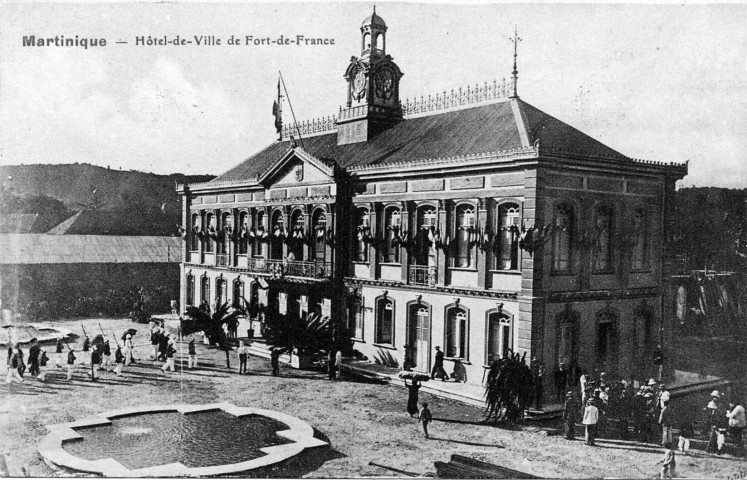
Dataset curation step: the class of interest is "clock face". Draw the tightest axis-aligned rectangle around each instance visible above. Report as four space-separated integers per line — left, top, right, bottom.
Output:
353 71 366 99
375 68 395 99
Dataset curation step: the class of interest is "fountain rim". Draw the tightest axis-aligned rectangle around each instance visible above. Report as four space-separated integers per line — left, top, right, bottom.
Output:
38 402 328 477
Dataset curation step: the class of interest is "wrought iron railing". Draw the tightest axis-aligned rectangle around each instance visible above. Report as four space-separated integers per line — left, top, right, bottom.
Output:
243 258 331 280
409 265 437 287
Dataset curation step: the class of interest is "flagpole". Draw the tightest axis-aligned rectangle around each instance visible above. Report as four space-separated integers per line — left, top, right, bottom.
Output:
278 71 306 150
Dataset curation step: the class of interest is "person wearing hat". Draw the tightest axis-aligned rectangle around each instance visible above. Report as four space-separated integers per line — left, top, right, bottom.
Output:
430 346 448 382
27 338 40 377
563 391 577 440
89 345 101 381
124 334 134 366
705 390 721 453
150 327 161 360
582 399 599 446
161 338 176 373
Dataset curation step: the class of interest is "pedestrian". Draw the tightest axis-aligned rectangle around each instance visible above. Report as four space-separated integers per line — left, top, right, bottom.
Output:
652 344 664 382
419 401 432 439
37 348 49 382
405 377 421 417
335 349 343 379
678 420 695 454
658 442 676 479
430 346 447 381
150 327 160 360
66 348 76 381
114 344 124 376
5 346 24 384
90 345 101 381
124 334 134 366
55 336 64 368
102 339 111 371
237 341 248 374
327 349 337 380
16 345 25 378
188 336 197 369
726 400 745 451
270 348 280 376
705 390 721 453
583 399 599 446
158 330 169 362
161 339 176 373
659 400 673 445
563 391 577 440
28 338 40 377
82 335 91 365
658 383 670 409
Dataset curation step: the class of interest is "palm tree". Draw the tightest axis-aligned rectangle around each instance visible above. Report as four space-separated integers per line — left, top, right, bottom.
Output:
182 303 245 368
484 351 535 424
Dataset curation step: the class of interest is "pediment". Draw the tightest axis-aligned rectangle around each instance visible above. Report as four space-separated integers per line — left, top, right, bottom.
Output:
258 148 335 188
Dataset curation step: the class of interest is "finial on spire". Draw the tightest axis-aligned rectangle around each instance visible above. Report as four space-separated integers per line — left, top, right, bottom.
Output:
373 5 376 14
510 25 522 98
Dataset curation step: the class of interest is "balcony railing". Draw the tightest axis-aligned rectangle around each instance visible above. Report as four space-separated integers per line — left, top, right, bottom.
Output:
216 254 230 267
409 265 437 287
285 260 332 279
243 258 331 280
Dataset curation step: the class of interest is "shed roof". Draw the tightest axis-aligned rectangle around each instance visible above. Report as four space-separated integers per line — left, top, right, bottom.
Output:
0 234 182 265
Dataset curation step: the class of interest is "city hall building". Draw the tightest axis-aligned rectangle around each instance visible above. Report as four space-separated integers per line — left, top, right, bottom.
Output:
178 11 686 403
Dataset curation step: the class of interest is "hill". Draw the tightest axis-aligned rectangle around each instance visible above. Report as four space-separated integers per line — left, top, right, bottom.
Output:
0 163 214 236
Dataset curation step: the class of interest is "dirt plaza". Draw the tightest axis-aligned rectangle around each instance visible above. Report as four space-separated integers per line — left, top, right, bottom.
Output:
1 318 743 478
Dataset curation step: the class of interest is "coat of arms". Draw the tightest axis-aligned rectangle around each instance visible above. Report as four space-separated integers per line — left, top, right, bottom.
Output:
295 164 304 182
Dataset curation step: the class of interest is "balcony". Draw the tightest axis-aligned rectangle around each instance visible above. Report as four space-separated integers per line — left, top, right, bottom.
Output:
285 260 332 279
409 265 437 287
216 254 230 267
243 258 332 280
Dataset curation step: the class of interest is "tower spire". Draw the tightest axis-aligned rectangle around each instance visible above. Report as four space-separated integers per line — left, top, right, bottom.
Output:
510 25 522 98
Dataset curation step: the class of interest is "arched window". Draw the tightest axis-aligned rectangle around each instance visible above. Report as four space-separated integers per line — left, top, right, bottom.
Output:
383 207 401 263
415 206 437 266
289 209 305 261
355 208 369 262
219 212 232 255
455 205 475 268
375 297 394 345
189 213 200 251
362 32 371 51
552 203 574 272
216 278 227 307
593 205 613 272
497 203 520 270
232 279 244 308
445 306 468 359
348 296 364 339
557 307 579 367
238 211 248 255
270 210 284 260
204 213 215 253
253 210 265 257
186 274 195 306
486 312 512 364
596 309 618 370
631 207 648 270
312 210 327 262
406 303 430 369
200 275 210 305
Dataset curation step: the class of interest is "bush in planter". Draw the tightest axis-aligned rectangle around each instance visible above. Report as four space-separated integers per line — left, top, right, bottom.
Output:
262 310 353 361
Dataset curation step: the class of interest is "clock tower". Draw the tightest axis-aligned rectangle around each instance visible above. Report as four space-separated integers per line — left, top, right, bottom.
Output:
337 8 404 146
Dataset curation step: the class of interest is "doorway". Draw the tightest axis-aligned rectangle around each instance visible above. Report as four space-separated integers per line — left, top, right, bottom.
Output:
407 304 430 371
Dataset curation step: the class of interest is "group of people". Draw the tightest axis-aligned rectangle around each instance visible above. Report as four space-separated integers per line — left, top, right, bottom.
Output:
562 371 746 460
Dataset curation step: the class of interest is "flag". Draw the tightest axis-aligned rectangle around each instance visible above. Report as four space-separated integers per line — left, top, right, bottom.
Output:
272 79 283 133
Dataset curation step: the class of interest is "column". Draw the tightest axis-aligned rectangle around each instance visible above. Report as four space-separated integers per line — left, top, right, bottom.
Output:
476 198 488 289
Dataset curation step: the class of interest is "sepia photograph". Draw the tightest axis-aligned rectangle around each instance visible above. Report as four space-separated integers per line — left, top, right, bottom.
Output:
0 1 746 478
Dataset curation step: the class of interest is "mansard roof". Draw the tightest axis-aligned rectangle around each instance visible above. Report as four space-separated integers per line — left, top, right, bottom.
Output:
209 98 630 185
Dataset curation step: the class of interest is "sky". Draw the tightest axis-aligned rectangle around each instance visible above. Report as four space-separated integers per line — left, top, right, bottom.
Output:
1 2 746 188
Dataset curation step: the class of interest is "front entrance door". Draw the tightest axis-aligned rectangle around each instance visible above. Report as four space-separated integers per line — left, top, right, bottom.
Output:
407 304 430 371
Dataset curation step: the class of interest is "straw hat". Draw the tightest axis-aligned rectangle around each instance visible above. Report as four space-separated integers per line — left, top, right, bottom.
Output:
711 390 721 398
648 378 657 386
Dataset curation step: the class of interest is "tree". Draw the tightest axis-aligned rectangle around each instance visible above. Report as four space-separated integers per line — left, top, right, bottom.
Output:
263 310 352 357
484 351 534 424
182 303 245 367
